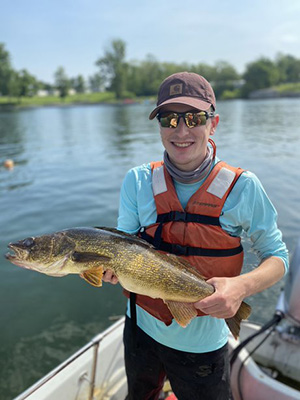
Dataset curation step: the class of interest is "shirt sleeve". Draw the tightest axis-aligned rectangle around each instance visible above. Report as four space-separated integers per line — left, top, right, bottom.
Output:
117 168 141 234
221 171 289 273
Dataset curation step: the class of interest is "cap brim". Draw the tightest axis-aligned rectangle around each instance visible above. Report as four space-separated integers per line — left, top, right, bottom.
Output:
149 97 212 120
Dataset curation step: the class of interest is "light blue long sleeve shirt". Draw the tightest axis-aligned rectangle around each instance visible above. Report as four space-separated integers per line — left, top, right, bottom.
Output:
117 158 289 353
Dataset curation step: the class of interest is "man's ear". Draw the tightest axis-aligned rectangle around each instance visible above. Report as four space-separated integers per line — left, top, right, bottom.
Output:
210 114 219 136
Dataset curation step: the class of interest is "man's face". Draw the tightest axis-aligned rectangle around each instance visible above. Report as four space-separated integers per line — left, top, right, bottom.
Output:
158 104 219 172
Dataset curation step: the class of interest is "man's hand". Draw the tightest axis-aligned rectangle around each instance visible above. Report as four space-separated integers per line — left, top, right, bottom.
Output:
194 277 245 319
194 257 285 319
102 269 119 285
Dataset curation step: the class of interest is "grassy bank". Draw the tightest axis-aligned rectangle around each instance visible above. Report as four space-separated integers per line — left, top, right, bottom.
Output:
0 92 120 108
221 82 300 100
1 83 300 108
276 82 300 94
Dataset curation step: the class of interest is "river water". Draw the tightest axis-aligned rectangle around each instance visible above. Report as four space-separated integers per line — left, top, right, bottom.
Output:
0 99 299 399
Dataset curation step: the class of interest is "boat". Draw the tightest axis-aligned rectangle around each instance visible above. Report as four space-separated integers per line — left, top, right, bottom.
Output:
14 238 300 400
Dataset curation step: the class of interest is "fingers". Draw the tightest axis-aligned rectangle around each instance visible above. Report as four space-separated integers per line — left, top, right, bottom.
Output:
102 269 119 285
194 294 239 319
198 303 235 319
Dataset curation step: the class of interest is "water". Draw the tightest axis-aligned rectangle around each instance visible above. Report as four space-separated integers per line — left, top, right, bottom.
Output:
0 99 299 399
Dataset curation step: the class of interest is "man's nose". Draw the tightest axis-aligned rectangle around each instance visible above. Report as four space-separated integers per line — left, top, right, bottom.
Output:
175 117 189 135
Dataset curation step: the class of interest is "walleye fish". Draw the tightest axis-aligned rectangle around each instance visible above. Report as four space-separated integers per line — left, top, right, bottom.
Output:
5 227 251 338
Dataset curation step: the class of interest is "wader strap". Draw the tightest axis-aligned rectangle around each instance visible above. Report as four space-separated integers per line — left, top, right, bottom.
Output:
130 292 137 349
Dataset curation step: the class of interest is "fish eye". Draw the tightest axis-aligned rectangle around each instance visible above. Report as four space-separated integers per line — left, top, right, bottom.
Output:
23 237 35 248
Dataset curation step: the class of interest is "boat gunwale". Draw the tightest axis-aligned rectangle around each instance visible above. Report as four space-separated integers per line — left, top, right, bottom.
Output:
13 316 125 400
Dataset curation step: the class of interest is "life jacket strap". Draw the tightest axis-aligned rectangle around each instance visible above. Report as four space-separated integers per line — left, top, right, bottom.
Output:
129 292 138 350
156 211 221 226
140 230 243 257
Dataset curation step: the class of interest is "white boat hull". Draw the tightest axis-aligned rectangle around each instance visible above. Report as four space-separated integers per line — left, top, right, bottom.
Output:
14 317 127 400
14 317 300 400
229 322 300 400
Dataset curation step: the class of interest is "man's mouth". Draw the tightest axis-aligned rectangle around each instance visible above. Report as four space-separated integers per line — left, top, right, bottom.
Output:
172 142 193 148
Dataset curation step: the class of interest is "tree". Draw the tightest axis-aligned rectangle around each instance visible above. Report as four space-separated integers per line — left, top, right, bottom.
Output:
275 53 300 83
39 81 55 93
71 75 86 93
214 61 240 83
88 73 104 92
0 43 14 96
127 55 162 96
96 39 127 99
213 61 240 98
242 57 280 97
18 69 39 97
7 70 21 98
193 63 217 82
54 66 70 98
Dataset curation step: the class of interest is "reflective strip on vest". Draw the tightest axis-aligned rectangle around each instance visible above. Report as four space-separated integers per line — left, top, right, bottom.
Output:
152 166 167 196
153 165 237 200
207 167 236 199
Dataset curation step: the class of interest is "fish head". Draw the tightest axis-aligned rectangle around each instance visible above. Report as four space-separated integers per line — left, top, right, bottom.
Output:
6 232 76 276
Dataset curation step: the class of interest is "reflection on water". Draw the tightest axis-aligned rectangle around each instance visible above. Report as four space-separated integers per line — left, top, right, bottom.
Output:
0 99 300 399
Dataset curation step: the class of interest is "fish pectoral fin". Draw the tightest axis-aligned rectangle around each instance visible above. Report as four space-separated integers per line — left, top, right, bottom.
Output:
165 301 198 328
80 267 104 287
72 252 111 263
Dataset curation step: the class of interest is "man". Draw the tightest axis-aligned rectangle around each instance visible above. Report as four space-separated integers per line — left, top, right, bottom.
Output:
103 72 288 399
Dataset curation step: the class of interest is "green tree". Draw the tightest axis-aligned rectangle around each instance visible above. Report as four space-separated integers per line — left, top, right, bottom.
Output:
242 57 281 97
96 39 127 99
214 61 239 83
0 43 14 96
71 74 86 93
7 70 21 98
193 63 217 82
88 73 104 92
275 53 300 83
213 61 240 98
127 55 163 96
39 81 55 93
54 66 70 98
18 69 39 96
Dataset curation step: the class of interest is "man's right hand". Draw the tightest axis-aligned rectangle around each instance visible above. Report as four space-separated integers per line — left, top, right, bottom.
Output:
102 269 119 285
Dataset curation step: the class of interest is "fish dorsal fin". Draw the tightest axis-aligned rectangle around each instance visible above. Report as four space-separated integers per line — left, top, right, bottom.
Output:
80 267 104 287
94 227 155 250
72 252 111 263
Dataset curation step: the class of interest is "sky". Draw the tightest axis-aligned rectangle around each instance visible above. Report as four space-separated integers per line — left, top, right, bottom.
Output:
1 0 300 84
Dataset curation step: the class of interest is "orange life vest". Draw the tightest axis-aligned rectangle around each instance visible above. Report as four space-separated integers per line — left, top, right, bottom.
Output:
124 159 245 325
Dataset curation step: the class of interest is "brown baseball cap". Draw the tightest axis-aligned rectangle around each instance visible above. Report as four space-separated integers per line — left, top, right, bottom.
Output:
149 72 216 120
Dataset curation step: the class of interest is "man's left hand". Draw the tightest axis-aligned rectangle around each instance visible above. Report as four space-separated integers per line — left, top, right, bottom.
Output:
194 277 245 319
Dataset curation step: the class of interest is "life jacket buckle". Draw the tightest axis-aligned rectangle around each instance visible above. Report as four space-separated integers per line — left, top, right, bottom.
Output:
172 244 187 255
172 211 187 222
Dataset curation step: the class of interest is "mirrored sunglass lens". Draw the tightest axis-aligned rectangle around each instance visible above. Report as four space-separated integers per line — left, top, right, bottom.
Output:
184 112 207 127
160 113 178 128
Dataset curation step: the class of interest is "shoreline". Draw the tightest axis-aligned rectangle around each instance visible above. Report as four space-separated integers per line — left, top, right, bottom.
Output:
0 95 155 111
0 90 300 111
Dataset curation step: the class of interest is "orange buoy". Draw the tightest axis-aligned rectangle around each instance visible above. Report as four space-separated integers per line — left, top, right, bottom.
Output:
4 159 14 169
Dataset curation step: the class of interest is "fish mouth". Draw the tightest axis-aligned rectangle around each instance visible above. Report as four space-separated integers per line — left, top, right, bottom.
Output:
5 243 30 268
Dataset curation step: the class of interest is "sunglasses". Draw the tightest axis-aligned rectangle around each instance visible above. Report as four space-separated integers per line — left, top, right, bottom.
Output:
157 111 215 129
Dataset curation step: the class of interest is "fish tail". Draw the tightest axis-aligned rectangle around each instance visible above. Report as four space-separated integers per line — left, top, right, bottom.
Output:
225 301 252 339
